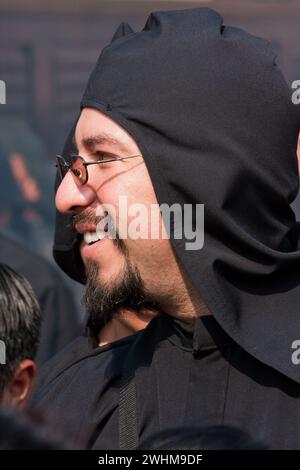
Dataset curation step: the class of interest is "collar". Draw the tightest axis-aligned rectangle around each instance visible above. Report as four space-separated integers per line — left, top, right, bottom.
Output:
157 312 232 355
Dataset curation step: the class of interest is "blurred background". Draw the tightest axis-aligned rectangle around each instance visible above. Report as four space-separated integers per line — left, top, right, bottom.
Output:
0 0 300 308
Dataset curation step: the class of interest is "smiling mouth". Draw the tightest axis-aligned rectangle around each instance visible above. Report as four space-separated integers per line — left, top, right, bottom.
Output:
83 225 108 246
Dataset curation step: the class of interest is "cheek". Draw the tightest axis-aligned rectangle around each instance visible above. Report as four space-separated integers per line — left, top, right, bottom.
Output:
126 237 175 277
126 237 179 297
98 242 127 282
95 166 158 237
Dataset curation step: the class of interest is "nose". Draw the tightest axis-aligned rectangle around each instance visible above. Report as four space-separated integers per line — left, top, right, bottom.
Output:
55 171 96 214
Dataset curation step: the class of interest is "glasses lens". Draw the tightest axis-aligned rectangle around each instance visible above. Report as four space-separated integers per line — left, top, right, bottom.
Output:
56 156 69 181
69 156 87 185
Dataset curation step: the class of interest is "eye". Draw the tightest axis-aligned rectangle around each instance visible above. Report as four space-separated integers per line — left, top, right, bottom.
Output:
93 151 116 160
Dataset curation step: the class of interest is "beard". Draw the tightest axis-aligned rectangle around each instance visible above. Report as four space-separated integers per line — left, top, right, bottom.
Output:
83 241 159 339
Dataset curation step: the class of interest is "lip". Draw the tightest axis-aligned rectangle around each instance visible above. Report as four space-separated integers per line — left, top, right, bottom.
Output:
75 223 98 235
74 213 109 236
80 235 109 259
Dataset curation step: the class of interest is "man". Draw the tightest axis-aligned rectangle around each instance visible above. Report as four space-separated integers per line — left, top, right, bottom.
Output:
33 8 300 449
0 263 41 407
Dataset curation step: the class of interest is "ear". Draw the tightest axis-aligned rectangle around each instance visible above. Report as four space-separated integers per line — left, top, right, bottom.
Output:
2 360 36 408
110 22 134 43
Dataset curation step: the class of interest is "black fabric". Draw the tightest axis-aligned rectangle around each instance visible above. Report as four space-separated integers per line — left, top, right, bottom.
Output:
32 312 300 449
110 22 135 43
0 233 82 364
41 7 300 449
31 331 140 449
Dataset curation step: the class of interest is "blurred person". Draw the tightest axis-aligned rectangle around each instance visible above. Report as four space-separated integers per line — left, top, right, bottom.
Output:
32 9 300 450
0 117 54 259
0 232 83 365
0 409 63 449
0 263 40 408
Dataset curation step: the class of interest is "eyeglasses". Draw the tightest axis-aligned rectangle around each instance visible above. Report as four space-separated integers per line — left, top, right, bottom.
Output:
55 154 142 186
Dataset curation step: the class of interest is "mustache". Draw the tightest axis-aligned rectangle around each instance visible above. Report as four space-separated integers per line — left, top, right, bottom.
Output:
73 209 127 253
72 210 108 229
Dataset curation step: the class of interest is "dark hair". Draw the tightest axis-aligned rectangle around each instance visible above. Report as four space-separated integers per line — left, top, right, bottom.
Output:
139 426 268 450
0 263 41 396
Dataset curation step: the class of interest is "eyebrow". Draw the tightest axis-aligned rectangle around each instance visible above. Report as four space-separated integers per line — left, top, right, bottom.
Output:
73 133 127 153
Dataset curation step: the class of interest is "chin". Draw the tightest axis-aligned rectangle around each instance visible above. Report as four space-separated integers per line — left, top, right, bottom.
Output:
81 237 125 267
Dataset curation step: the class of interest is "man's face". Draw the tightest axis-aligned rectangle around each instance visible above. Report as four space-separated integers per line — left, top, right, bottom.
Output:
55 107 180 331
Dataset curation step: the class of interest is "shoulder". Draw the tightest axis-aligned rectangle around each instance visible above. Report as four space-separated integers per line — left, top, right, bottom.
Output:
0 232 64 290
31 331 141 401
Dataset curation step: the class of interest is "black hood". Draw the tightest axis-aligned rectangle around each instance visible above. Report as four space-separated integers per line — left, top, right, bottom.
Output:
54 8 300 383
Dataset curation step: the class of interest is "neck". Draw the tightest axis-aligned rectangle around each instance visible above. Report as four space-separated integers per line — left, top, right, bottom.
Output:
160 273 211 322
162 296 210 322
98 308 158 346
97 274 210 345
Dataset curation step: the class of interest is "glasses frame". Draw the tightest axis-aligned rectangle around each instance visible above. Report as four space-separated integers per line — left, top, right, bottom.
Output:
56 153 142 185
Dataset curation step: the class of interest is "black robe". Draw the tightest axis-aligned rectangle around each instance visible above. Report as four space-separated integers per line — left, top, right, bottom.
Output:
32 312 300 449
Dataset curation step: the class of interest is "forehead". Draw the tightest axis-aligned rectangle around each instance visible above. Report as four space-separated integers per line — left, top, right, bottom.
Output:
75 107 136 151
